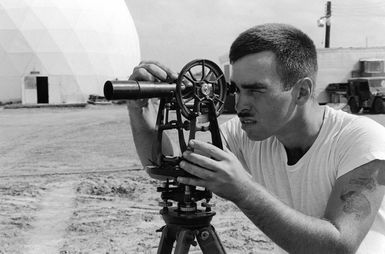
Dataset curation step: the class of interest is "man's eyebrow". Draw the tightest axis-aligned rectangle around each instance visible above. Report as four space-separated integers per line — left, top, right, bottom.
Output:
230 81 266 89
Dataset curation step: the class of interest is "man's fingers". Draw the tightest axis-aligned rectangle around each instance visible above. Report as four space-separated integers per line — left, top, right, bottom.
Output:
138 63 168 81
179 160 215 179
131 61 178 83
177 176 207 188
141 60 178 81
182 151 219 171
188 139 228 161
129 66 157 81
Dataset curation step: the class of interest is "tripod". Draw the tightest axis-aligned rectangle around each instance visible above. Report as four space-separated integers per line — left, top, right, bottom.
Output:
155 180 226 254
105 58 230 253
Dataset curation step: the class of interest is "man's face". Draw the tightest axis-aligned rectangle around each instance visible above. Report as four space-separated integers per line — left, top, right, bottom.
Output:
231 51 297 141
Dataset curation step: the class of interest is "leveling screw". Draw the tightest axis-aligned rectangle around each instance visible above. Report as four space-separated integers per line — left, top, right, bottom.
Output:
201 202 214 208
201 201 214 212
158 201 172 207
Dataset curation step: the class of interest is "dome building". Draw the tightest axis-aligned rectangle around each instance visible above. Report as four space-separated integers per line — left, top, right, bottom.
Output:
0 0 140 104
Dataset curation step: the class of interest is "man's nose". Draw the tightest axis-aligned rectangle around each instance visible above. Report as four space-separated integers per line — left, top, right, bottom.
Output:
235 93 250 113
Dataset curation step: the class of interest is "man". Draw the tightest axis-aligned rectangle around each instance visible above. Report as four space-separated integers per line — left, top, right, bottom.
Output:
128 23 385 253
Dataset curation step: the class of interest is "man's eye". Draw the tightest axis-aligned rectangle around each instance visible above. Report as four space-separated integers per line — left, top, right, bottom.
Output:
249 89 263 94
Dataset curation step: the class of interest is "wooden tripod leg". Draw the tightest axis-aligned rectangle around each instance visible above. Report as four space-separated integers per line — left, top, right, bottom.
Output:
157 225 176 254
197 225 226 254
174 228 196 254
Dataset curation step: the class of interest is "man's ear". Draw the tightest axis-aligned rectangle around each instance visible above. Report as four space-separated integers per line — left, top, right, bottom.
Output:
293 78 313 105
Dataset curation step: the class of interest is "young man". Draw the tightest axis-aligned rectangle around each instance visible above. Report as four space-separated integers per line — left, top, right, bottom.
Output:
128 23 385 253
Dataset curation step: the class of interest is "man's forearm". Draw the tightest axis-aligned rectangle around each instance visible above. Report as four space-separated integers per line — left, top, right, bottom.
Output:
235 181 346 254
128 100 177 167
129 106 158 166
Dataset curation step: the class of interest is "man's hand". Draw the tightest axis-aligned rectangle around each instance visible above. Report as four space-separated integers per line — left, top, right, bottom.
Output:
177 139 253 203
179 140 385 253
127 61 178 109
129 60 177 82
127 61 179 167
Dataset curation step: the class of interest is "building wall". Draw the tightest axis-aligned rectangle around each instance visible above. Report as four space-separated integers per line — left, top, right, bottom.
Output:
22 75 87 104
220 47 385 104
317 47 385 103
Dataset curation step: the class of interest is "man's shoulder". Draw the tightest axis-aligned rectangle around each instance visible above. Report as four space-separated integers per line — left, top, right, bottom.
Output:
324 106 357 124
324 106 385 134
325 107 385 179
324 106 385 155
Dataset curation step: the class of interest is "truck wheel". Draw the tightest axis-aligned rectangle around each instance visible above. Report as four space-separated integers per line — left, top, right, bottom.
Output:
371 97 385 114
348 97 360 114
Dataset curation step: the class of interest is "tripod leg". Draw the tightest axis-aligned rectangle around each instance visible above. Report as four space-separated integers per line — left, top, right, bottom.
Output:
174 228 196 254
197 225 226 254
157 225 176 254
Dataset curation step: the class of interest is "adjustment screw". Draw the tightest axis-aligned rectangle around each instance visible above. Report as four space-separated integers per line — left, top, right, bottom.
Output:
201 202 214 208
200 230 210 241
183 121 190 130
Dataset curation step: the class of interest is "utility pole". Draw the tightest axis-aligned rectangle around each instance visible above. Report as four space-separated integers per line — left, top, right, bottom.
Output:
325 1 332 48
317 1 332 48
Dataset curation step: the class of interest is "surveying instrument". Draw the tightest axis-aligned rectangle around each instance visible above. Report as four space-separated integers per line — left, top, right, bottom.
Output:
104 59 228 253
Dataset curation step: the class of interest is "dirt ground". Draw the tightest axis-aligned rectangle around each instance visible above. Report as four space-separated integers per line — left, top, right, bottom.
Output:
2 104 385 254
0 105 275 254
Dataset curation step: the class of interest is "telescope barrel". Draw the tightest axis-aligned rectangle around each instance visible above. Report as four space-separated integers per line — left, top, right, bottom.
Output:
104 80 178 100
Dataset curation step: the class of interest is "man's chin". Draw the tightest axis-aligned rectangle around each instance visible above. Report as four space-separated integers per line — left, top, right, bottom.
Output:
244 131 269 141
241 123 271 141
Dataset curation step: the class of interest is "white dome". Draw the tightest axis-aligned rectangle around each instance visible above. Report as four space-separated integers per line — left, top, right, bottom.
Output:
0 0 140 104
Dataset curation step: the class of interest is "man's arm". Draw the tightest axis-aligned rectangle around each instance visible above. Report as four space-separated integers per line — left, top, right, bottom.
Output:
128 61 180 167
236 159 385 254
323 159 385 252
178 140 385 254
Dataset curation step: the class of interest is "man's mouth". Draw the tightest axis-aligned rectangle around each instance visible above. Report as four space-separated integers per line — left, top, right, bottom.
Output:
240 119 257 125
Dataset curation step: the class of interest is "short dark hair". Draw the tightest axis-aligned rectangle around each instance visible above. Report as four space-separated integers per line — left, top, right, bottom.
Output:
229 23 318 90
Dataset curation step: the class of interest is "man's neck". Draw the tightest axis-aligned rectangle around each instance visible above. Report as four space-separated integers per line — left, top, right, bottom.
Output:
277 103 325 165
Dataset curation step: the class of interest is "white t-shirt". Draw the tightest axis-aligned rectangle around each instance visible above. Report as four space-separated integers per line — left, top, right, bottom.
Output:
221 106 385 254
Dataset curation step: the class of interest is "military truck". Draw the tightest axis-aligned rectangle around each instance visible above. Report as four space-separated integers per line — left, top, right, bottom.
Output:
347 77 385 114
345 58 385 114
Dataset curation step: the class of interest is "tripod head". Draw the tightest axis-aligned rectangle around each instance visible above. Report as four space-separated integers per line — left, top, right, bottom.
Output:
104 59 228 220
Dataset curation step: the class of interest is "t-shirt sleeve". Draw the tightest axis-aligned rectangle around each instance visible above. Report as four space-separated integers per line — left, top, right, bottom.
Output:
336 116 385 178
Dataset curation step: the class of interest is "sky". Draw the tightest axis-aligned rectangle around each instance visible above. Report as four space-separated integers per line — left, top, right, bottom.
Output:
124 0 385 71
